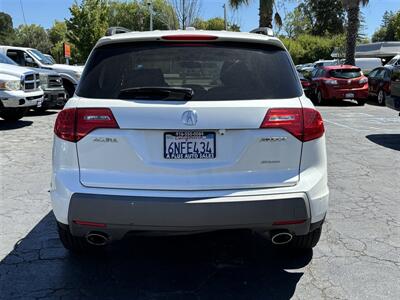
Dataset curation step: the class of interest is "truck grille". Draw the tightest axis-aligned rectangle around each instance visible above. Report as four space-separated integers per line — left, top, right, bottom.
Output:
22 72 41 91
48 75 63 88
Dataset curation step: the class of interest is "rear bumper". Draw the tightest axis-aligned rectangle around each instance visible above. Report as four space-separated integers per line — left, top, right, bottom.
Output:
325 87 369 100
68 192 311 240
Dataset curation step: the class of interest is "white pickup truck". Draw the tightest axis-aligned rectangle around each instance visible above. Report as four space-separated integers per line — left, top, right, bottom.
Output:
0 46 83 98
0 63 43 121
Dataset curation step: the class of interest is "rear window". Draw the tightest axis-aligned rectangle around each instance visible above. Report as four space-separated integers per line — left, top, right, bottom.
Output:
330 69 362 79
77 42 301 100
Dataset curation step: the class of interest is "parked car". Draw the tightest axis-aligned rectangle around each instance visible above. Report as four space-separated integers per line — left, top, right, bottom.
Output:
0 63 43 121
0 46 83 98
0 53 66 112
310 65 369 105
354 58 382 75
386 54 400 66
386 66 400 113
298 71 312 98
52 30 328 252
313 59 340 68
367 65 394 105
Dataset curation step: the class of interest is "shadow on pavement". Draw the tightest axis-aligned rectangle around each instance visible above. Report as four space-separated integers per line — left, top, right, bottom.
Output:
27 110 58 117
0 120 33 130
317 99 360 107
366 134 400 151
0 212 312 299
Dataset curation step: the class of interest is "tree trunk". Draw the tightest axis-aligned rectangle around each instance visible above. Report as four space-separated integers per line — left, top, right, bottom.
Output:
259 0 273 28
345 5 360 66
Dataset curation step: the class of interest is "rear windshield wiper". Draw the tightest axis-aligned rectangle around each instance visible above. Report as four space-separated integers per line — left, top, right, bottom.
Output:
118 87 194 100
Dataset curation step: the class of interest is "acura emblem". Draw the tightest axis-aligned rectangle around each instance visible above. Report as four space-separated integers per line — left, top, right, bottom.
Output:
182 110 197 126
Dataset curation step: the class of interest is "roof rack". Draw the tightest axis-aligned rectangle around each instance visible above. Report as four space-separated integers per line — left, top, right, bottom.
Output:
105 27 131 36
250 27 274 37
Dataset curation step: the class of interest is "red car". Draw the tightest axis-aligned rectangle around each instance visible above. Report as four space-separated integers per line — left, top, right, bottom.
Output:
310 65 369 105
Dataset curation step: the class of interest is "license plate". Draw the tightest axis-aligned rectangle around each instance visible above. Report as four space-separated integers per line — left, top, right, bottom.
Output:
164 131 216 159
345 93 354 98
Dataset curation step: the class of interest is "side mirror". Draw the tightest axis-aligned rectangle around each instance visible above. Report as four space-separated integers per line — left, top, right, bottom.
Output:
25 56 36 67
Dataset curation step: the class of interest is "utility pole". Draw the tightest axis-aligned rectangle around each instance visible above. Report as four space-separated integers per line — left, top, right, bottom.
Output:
182 0 186 29
147 1 153 31
223 4 227 31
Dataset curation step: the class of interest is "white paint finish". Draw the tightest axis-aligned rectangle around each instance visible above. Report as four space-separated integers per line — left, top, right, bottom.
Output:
51 31 329 229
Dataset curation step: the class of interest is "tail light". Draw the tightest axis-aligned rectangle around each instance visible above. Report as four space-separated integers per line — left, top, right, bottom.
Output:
54 108 119 142
260 108 324 142
161 34 218 41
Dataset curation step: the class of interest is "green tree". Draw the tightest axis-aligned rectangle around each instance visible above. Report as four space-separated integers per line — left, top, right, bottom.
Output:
108 0 178 31
229 0 282 29
192 17 240 31
14 24 53 54
48 20 68 45
48 21 78 64
0 12 14 44
283 7 312 38
66 0 109 63
305 0 345 36
341 0 369 65
372 10 400 42
281 34 345 64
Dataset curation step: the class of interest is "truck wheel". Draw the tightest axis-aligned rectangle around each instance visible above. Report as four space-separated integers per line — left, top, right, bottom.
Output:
63 80 75 99
57 222 97 252
290 227 322 249
0 108 28 121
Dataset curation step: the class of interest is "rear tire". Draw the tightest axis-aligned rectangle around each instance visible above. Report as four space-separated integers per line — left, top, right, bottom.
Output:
57 222 97 252
316 90 325 106
290 227 322 249
0 108 28 121
377 90 386 106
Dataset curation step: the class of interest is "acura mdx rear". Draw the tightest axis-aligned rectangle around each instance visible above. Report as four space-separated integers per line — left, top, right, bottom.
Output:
51 31 329 251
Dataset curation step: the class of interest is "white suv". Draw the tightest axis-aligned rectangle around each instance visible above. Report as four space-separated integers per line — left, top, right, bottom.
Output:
51 30 329 251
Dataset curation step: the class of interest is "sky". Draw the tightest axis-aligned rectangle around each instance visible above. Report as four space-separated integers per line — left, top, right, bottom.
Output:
0 0 399 38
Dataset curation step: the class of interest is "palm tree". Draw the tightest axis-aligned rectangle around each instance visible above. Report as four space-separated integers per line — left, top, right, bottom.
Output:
229 0 282 29
341 0 369 65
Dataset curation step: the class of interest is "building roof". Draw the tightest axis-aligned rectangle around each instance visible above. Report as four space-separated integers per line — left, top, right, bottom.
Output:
331 41 400 58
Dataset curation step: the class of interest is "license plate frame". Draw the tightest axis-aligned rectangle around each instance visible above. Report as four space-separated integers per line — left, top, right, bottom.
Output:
164 131 216 159
345 93 355 99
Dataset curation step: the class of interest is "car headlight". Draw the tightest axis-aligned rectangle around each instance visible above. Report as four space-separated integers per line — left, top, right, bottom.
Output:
0 80 21 91
39 73 49 88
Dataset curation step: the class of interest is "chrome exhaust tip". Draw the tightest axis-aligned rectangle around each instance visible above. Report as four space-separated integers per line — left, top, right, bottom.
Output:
86 232 109 246
271 232 293 245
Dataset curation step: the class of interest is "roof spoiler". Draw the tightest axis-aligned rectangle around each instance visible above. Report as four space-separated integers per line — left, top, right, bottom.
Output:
250 27 274 37
105 27 131 36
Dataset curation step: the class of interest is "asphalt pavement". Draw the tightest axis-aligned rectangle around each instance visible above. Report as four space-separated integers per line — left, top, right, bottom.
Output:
0 101 399 299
